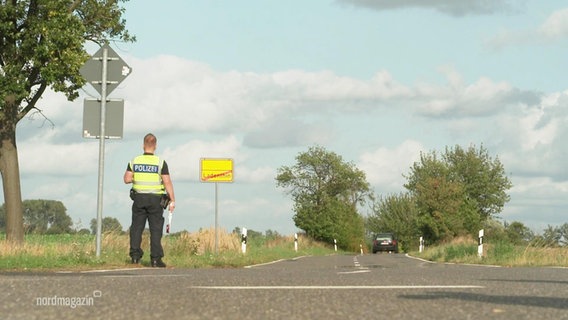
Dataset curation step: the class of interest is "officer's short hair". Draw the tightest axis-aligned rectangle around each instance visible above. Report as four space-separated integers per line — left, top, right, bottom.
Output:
144 133 157 147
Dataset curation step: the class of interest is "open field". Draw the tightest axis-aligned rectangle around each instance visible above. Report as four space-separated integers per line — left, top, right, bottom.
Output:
0 229 336 271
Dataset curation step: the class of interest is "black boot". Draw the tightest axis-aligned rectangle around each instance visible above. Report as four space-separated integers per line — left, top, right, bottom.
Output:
151 258 166 268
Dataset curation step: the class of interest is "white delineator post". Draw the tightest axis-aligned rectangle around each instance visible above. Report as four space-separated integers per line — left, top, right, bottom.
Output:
360 244 363 255
334 239 337 252
478 229 484 258
241 227 247 254
419 236 424 253
294 233 298 252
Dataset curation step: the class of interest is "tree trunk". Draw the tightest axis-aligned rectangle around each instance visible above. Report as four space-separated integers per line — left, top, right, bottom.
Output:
0 95 24 244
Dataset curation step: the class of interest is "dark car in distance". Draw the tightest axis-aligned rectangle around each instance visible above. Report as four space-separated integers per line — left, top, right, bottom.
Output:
372 233 399 253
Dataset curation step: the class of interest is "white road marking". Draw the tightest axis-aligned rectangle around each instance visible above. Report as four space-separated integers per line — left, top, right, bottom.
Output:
405 254 502 268
191 285 484 290
343 256 369 274
337 270 371 274
101 274 187 278
56 267 153 274
244 256 308 268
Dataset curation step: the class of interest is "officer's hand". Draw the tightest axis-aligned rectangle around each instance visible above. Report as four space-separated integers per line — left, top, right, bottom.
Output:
169 202 175 213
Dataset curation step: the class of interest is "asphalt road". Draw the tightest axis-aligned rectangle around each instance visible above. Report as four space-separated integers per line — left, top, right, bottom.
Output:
1 254 567 320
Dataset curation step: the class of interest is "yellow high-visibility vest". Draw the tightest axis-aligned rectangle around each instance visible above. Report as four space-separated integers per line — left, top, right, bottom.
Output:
131 155 165 194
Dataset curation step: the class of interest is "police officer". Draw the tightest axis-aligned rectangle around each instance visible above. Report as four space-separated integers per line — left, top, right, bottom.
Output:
123 133 175 267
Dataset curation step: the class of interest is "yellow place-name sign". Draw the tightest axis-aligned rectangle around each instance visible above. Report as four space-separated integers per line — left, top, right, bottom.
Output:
200 158 234 183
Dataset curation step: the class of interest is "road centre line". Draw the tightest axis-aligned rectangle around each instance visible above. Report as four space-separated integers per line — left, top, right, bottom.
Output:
337 270 371 274
339 256 370 274
191 285 485 290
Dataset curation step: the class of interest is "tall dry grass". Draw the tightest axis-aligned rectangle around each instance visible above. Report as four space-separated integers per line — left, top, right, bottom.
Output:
415 237 568 267
165 227 241 256
1 229 334 270
489 244 568 267
0 229 243 270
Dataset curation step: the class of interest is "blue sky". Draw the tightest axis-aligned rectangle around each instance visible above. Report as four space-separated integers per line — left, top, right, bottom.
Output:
10 0 568 236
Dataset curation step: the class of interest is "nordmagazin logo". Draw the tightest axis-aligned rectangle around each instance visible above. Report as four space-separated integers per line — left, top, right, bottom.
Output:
36 290 102 308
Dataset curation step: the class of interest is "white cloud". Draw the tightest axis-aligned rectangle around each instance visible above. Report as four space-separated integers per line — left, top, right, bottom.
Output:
243 118 336 148
487 7 568 49
19 139 100 177
119 56 287 135
539 8 568 39
16 62 551 184
234 166 275 184
122 56 415 139
503 175 568 231
118 56 541 148
497 90 568 180
416 66 538 117
510 176 568 197
271 69 411 104
358 140 424 192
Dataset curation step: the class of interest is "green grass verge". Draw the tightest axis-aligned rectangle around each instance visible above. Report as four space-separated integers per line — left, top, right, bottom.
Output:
5 233 565 270
412 239 568 267
0 232 339 271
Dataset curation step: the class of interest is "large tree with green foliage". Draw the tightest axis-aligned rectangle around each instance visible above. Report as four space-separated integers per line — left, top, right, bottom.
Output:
540 223 568 247
276 146 372 250
1 199 72 234
366 192 420 251
0 0 134 243
503 221 534 245
403 144 512 242
90 216 122 234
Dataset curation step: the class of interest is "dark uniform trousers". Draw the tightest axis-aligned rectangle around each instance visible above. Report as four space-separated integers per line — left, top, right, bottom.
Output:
129 193 164 260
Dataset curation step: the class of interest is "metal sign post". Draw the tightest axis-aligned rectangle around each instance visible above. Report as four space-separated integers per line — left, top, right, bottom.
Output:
199 158 234 254
80 44 131 257
94 47 109 258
